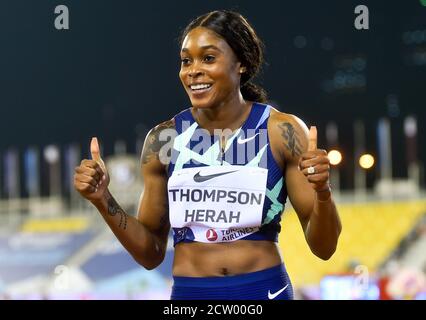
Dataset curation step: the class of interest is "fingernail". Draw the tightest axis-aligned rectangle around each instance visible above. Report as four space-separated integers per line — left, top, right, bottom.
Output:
95 188 98 192
102 175 106 180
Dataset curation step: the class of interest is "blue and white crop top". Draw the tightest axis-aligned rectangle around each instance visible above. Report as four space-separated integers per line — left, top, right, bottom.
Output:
167 103 287 246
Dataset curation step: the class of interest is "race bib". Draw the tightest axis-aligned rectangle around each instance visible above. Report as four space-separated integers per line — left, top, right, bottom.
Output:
168 165 267 243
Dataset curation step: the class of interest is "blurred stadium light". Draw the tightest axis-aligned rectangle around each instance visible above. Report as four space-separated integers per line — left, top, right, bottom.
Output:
359 154 375 169
328 150 342 166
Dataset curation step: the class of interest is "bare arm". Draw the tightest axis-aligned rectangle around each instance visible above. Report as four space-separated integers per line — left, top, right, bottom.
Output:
270 111 342 260
74 120 174 270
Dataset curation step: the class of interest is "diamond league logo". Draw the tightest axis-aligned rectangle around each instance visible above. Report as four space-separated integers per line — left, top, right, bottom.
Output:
206 229 218 241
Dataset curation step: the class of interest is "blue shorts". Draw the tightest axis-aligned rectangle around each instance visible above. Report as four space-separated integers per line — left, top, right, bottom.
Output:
171 264 293 300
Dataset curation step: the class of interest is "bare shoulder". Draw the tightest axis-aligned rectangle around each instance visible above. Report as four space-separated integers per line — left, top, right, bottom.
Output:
268 107 309 162
141 118 176 167
148 118 176 138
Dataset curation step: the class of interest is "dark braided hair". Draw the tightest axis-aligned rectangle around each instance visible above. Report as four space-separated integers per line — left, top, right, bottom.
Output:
180 10 267 103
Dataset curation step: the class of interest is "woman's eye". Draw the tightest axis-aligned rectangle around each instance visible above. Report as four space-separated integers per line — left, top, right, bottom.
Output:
204 55 215 62
181 58 190 65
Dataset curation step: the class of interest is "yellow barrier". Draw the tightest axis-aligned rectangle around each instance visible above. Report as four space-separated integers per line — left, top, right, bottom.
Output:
279 200 426 287
21 216 89 233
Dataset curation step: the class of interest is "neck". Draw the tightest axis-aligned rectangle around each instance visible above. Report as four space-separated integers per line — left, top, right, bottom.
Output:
193 92 250 131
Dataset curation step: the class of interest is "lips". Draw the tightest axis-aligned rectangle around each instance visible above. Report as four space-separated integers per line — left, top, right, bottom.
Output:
188 83 213 97
189 83 212 90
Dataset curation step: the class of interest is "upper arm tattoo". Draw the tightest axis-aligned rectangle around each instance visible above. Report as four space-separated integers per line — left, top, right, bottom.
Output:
142 119 175 165
279 122 303 158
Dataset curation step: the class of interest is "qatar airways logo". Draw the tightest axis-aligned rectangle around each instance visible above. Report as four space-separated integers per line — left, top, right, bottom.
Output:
157 121 268 167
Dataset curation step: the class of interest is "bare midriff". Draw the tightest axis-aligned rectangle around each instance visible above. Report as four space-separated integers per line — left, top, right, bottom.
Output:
173 240 282 277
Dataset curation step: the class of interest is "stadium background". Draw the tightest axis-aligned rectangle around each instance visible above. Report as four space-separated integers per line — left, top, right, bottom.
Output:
0 0 425 299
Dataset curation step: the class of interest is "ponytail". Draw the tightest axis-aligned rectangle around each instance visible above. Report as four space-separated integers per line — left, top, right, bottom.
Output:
241 81 268 103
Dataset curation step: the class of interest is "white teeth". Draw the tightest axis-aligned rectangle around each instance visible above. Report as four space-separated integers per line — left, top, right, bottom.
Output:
190 84 212 90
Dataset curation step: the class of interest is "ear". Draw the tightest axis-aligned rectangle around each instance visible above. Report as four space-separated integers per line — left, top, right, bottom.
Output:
236 61 246 74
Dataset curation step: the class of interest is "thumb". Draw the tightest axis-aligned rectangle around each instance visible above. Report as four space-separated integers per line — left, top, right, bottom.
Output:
90 137 107 173
308 126 317 151
90 137 102 162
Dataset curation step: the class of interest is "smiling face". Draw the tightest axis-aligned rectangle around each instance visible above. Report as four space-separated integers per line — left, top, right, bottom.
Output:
179 27 243 109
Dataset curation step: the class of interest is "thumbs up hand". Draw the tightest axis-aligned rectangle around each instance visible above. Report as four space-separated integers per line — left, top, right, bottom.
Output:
74 137 110 201
299 126 331 193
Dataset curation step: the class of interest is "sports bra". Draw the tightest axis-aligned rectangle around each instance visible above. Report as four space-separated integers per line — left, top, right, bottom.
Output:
167 103 287 246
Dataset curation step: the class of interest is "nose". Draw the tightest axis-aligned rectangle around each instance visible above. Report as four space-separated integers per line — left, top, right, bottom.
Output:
188 61 204 78
188 69 204 78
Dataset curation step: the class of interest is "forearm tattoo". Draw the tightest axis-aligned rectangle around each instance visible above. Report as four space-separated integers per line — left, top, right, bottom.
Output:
107 194 127 230
142 119 175 164
279 122 303 157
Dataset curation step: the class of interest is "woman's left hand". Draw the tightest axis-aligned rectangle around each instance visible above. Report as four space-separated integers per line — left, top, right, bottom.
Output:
298 126 331 193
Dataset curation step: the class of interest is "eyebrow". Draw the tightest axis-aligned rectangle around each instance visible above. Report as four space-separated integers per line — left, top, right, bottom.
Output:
181 45 223 53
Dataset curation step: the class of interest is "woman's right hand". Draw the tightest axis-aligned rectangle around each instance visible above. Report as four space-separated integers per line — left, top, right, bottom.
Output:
74 137 110 202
